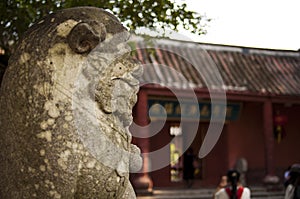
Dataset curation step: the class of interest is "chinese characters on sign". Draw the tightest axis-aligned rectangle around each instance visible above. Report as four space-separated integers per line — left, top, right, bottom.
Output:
148 98 242 121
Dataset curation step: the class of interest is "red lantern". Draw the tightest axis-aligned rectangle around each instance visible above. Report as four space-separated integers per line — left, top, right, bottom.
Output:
274 113 288 143
274 114 288 125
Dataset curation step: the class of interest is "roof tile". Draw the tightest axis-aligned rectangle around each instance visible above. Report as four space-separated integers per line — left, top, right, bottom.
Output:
131 38 300 96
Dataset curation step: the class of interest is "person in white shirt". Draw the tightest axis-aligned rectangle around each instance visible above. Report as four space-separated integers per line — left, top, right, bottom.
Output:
284 164 300 199
214 169 251 199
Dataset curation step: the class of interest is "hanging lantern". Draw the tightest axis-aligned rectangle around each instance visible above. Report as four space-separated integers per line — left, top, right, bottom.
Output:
274 113 288 143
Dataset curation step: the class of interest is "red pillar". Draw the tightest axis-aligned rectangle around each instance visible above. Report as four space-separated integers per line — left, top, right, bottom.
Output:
263 100 279 184
131 89 153 192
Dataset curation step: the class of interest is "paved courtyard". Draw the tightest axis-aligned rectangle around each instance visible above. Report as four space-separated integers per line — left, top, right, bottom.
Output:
136 187 284 199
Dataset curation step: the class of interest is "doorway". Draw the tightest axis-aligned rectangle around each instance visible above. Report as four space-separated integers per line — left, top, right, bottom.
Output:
170 125 183 182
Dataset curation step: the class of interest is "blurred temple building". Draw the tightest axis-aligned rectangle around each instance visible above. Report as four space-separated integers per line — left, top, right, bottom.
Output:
129 37 300 190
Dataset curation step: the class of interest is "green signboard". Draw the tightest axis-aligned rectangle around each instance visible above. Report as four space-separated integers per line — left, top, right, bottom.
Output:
148 98 242 121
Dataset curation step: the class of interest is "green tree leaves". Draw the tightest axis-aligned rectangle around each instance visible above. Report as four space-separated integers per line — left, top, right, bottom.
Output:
0 0 210 57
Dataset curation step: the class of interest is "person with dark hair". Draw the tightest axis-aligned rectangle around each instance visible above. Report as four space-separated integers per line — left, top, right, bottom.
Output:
214 169 251 199
183 148 195 188
284 166 292 188
284 164 300 199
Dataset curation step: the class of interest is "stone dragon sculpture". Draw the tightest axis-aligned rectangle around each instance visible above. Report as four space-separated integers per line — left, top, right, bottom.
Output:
0 7 142 198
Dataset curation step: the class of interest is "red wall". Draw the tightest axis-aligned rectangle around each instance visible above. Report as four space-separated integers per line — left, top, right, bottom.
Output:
201 124 229 186
148 122 172 187
274 104 300 172
201 102 266 186
131 99 300 188
226 102 266 184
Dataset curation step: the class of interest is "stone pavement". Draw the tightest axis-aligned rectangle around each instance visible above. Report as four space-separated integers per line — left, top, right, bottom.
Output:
136 187 285 199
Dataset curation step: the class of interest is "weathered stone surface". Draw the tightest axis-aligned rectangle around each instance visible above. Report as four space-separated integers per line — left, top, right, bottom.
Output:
0 7 142 198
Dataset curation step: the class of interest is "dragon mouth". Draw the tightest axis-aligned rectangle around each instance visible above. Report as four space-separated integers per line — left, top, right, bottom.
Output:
111 63 142 112
110 77 140 127
95 58 142 127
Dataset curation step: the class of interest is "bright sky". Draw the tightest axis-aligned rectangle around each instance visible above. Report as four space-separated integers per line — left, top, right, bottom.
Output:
175 0 300 50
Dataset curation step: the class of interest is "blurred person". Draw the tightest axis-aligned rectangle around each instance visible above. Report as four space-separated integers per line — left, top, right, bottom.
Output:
213 175 228 198
215 169 250 199
284 164 300 199
183 148 195 188
216 175 228 192
284 165 292 188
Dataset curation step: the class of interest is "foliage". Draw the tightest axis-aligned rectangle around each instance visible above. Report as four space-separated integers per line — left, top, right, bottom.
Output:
0 0 209 58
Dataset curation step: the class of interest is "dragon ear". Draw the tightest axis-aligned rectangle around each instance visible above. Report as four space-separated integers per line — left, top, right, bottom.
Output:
67 22 106 54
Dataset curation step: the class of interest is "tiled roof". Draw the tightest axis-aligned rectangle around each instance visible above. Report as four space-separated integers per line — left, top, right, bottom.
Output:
131 37 300 96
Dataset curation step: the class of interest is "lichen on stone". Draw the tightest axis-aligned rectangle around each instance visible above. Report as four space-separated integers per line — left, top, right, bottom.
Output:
56 19 79 38
37 131 52 142
0 7 142 199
